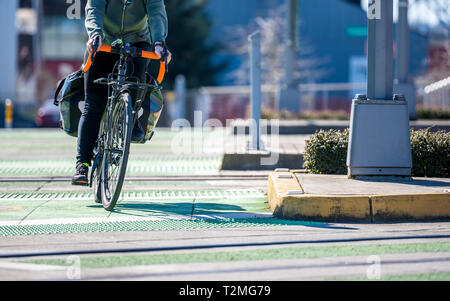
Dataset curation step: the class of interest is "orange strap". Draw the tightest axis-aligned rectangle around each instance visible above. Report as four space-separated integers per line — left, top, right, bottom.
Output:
83 45 111 73
141 50 167 83
141 50 160 60
83 46 166 83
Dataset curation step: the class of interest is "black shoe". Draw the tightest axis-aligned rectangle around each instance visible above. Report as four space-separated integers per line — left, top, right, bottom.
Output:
71 163 89 186
131 123 145 143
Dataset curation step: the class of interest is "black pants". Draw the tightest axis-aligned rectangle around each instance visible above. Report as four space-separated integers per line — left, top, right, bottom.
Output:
76 42 151 165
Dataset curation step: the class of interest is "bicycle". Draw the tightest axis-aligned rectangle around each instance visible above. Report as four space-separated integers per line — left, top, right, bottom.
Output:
83 39 167 211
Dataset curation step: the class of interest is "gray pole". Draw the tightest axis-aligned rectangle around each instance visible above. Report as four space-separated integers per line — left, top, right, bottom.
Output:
285 0 298 89
394 0 417 119
0 0 17 101
396 0 409 83
367 0 393 100
277 0 300 113
347 0 412 177
249 31 261 151
175 74 186 120
33 0 42 74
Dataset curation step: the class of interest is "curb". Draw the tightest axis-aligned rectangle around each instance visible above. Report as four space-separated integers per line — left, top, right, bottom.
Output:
221 153 303 170
268 170 450 222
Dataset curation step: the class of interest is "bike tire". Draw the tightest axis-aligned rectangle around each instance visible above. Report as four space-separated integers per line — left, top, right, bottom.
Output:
92 116 107 204
101 91 133 211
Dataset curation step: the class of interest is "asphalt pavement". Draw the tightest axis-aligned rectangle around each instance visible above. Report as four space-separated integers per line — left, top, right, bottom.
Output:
1 128 450 281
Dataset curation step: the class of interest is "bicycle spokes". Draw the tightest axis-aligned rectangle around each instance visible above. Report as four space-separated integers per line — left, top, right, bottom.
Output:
105 104 125 196
101 94 133 211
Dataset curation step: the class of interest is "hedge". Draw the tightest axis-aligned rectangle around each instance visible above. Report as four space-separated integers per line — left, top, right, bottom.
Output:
416 107 450 120
304 128 450 177
303 129 349 175
410 129 450 177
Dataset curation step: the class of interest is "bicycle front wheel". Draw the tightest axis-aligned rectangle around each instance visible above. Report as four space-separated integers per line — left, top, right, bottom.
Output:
92 118 105 204
101 91 133 211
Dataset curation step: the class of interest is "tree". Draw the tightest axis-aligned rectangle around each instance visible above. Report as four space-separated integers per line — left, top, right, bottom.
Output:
226 6 328 86
164 0 228 89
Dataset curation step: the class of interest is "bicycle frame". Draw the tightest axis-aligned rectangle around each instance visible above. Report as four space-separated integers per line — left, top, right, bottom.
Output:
88 42 164 189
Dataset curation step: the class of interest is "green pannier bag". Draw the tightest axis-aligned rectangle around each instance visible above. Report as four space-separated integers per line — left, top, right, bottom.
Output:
135 86 164 143
54 70 163 143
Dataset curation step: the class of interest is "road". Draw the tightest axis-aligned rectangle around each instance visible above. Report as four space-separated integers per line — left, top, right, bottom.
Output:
0 129 450 281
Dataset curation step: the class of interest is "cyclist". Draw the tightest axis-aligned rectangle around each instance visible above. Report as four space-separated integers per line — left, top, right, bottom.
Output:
72 0 171 186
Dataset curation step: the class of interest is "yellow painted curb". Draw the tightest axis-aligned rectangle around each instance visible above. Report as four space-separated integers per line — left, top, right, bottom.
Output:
372 193 450 221
268 172 371 222
268 171 450 222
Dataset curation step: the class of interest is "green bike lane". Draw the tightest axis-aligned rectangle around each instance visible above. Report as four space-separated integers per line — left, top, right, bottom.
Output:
0 184 274 232
0 128 276 234
3 233 450 280
0 128 297 237
0 128 227 161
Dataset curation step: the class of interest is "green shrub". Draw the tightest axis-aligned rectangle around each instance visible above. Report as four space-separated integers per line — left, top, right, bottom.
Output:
416 107 450 120
303 129 349 175
260 109 350 120
410 129 450 177
303 128 450 177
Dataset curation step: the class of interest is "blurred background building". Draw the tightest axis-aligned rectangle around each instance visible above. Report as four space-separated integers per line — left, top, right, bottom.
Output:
1 0 448 128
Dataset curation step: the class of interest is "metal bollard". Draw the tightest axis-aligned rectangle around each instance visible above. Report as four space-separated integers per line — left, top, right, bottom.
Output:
249 31 261 151
175 74 187 120
4 98 13 129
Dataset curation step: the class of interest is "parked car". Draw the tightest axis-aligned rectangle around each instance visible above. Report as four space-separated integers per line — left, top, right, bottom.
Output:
36 99 60 128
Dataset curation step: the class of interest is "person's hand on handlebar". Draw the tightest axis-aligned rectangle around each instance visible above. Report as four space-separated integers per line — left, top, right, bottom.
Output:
87 35 102 53
86 36 171 65
154 42 172 64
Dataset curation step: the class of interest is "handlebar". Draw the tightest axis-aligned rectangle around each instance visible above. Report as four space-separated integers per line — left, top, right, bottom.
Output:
83 44 166 84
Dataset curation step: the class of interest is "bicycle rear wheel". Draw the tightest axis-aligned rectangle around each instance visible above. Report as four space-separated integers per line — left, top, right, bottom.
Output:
101 91 133 211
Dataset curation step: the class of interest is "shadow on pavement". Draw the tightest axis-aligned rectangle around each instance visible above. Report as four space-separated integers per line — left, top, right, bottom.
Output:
356 177 450 187
88 201 359 230
88 201 247 216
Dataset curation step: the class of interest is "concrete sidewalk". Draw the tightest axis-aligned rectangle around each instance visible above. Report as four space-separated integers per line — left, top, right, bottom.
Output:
221 134 308 170
297 174 450 195
232 119 450 135
268 170 450 222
